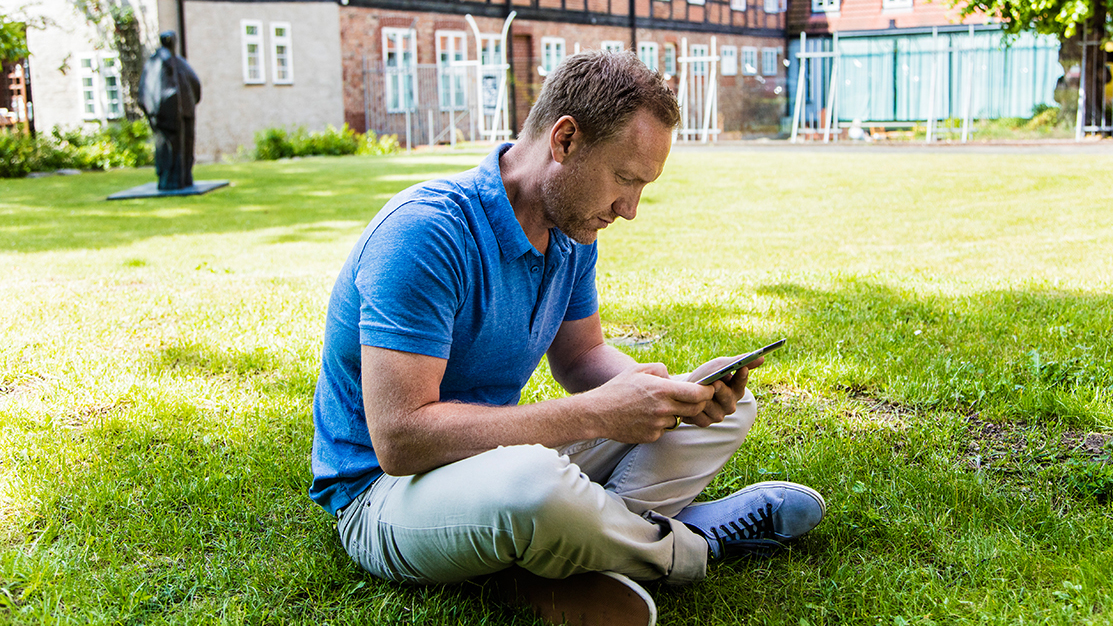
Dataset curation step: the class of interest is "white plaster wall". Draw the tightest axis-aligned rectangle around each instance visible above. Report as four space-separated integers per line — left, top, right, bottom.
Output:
5 0 161 131
184 0 344 161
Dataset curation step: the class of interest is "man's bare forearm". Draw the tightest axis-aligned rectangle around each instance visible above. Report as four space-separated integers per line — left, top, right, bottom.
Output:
549 342 639 393
371 392 606 476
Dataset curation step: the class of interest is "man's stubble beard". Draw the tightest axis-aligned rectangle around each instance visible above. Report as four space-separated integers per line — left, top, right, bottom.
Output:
540 159 598 246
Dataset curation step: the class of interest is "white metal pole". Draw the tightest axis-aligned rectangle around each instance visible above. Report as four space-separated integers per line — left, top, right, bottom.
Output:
428 110 435 147
790 32 807 143
486 11 515 140
925 27 937 143
961 24 974 143
502 12 516 137
823 33 838 143
465 14 486 142
832 31 840 142
823 63 837 143
1076 24 1087 140
677 38 689 141
701 37 718 143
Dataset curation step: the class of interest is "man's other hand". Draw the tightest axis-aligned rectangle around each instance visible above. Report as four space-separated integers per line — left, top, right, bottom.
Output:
673 354 764 428
584 362 716 443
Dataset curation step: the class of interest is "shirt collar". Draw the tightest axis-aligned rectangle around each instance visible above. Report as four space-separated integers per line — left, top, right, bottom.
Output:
476 143 572 264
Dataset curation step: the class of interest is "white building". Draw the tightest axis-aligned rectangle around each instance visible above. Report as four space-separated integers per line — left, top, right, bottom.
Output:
5 0 344 160
3 0 161 129
183 0 344 160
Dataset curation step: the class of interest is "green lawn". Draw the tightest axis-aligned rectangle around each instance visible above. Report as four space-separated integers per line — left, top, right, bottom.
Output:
2 145 1112 625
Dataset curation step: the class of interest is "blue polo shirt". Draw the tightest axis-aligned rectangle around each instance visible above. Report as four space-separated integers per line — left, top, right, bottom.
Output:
310 144 600 516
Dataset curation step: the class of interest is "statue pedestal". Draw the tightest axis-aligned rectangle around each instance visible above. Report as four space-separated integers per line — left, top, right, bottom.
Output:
107 180 229 201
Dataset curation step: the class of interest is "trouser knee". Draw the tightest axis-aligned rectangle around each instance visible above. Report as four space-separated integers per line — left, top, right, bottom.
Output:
477 445 594 525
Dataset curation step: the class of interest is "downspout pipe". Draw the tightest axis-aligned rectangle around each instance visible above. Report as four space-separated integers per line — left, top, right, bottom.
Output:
178 0 187 57
629 0 636 52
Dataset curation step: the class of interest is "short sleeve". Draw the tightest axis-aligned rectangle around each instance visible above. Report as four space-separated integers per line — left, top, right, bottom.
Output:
354 202 470 359
563 242 598 322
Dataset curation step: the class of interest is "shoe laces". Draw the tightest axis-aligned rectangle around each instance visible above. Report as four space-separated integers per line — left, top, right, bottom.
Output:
710 502 785 558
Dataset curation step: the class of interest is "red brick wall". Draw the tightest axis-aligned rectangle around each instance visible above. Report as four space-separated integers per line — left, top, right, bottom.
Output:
788 0 984 35
339 6 787 136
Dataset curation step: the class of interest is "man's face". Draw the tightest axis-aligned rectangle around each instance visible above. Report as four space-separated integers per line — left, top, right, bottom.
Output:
541 109 672 245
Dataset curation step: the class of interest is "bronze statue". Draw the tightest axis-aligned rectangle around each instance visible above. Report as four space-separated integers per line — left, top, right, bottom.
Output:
139 31 201 190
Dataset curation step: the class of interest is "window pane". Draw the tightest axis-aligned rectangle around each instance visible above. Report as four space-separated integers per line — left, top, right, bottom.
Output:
691 45 708 77
743 47 757 75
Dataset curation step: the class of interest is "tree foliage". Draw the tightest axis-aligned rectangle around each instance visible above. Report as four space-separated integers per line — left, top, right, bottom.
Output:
70 0 146 120
0 14 29 63
953 0 1112 40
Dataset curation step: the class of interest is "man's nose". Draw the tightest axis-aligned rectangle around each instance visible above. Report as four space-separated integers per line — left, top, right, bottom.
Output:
613 190 641 221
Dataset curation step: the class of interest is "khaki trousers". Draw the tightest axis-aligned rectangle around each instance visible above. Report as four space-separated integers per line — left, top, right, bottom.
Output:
338 390 757 585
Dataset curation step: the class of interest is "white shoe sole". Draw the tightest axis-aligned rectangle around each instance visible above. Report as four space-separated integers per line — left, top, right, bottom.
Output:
489 567 657 626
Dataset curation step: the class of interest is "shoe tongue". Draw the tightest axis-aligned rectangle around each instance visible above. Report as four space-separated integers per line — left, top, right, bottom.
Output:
681 522 724 560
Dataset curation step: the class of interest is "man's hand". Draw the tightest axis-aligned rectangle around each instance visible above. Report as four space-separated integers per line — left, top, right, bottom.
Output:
672 354 765 428
581 362 717 443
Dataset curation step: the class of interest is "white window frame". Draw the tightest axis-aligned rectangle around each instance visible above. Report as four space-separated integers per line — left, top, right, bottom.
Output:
764 0 786 11
601 41 624 52
664 43 677 75
882 0 912 8
78 54 100 119
100 54 123 119
637 42 659 71
690 44 709 77
688 0 706 6
730 0 746 11
720 46 738 76
241 19 265 84
436 30 468 111
383 27 418 113
761 47 780 76
77 53 123 121
478 34 504 114
480 34 502 67
812 0 839 12
541 37 566 74
270 22 293 84
742 46 758 75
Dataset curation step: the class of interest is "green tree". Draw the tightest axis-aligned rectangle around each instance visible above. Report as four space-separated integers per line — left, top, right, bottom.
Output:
953 0 1112 127
0 14 29 63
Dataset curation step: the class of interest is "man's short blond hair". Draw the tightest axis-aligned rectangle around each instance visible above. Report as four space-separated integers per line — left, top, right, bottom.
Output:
522 50 680 147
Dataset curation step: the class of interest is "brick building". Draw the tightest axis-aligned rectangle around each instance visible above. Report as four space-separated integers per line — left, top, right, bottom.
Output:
339 0 792 143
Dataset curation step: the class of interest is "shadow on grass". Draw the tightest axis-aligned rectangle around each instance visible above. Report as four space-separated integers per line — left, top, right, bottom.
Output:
0 155 482 254
605 278 1113 427
7 280 1113 623
3 339 535 623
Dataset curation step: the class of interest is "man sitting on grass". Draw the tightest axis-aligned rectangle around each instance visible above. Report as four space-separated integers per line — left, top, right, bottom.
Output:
310 50 825 625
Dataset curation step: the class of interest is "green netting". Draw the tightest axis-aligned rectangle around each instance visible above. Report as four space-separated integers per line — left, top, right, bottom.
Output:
789 29 1063 124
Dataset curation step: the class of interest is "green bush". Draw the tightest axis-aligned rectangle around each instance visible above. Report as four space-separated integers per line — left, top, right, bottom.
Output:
1026 105 1062 129
0 121 153 178
0 129 76 177
253 127 295 161
254 124 398 160
52 120 154 170
357 130 401 156
298 124 360 156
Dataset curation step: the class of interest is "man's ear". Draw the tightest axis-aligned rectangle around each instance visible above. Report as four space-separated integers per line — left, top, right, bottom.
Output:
549 115 580 164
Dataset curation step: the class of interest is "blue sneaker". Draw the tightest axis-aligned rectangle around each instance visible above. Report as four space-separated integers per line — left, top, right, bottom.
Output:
674 481 826 560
